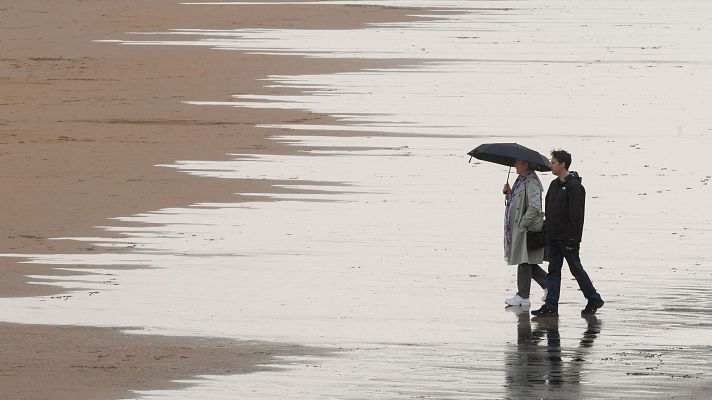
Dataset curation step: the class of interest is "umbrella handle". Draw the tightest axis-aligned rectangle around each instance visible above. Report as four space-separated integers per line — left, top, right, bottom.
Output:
503 166 512 195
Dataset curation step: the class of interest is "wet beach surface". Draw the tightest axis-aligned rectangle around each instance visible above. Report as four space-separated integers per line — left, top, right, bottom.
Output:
0 322 327 400
2 0 712 398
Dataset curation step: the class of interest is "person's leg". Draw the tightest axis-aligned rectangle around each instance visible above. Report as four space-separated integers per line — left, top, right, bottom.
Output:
545 240 564 311
531 264 547 289
517 263 533 299
533 239 561 316
562 247 602 302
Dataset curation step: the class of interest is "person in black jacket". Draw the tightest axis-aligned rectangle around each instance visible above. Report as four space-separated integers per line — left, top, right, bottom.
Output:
531 150 604 317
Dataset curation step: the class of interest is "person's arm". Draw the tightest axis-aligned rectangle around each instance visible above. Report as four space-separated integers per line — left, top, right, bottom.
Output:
543 181 554 234
567 182 586 246
520 180 542 230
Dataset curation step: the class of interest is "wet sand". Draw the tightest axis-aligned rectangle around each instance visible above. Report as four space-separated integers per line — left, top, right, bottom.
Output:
1 0 426 297
0 322 325 400
1 1 427 398
5 1 712 398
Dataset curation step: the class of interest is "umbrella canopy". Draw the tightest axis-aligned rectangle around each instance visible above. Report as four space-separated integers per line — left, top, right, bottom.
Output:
467 143 551 172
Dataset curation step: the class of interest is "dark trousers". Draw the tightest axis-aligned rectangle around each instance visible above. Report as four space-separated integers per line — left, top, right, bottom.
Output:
517 263 547 299
544 239 602 310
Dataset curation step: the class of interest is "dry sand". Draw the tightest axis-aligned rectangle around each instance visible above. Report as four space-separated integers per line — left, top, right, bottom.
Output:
1 1 428 398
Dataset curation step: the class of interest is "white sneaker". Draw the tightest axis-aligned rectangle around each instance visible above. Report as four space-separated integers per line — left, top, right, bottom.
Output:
541 289 548 302
505 294 531 306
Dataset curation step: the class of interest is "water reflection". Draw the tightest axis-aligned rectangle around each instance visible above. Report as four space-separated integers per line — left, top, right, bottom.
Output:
504 306 602 399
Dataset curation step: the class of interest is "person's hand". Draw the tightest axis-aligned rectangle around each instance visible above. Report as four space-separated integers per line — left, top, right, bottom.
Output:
564 239 579 252
503 183 511 195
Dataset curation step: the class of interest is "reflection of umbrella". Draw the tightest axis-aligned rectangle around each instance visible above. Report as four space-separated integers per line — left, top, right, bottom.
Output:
467 143 551 172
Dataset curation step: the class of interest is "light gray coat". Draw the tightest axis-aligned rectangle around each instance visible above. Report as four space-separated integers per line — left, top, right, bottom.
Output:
506 172 545 265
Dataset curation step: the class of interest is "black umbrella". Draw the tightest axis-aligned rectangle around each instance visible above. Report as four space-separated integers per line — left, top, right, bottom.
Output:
467 143 551 172
467 142 551 185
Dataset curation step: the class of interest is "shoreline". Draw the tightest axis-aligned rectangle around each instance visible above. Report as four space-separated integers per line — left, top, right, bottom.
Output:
1 1 433 398
1 0 429 297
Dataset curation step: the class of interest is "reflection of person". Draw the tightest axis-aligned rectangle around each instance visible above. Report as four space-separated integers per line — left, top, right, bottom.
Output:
505 307 602 398
502 159 547 306
532 150 604 318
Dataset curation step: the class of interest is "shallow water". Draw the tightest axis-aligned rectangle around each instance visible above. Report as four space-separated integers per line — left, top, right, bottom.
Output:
3 0 712 398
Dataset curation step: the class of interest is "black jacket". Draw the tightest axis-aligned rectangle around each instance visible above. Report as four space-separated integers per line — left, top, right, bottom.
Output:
544 172 585 245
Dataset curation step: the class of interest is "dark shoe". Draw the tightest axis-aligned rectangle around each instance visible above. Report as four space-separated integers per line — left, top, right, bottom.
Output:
581 299 605 315
531 304 558 317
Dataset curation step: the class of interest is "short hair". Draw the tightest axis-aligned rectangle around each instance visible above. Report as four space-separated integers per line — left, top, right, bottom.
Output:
551 149 572 169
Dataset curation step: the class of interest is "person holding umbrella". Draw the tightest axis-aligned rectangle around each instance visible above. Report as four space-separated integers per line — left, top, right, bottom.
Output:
502 159 547 307
468 143 550 307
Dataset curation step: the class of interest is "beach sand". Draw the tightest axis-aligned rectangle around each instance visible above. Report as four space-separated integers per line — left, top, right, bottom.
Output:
0 322 326 400
1 1 425 398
